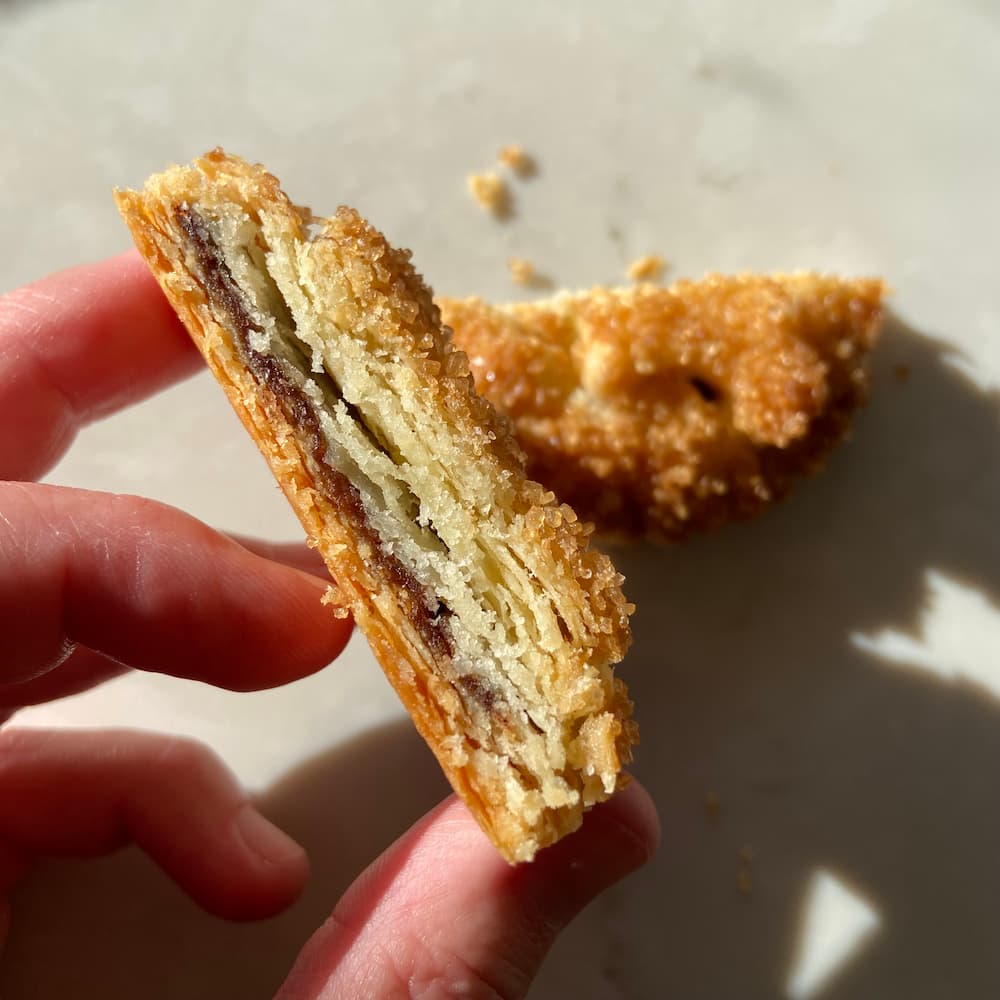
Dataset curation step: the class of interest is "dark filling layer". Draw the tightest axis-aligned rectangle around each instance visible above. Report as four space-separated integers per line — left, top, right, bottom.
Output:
456 673 498 711
175 206 454 661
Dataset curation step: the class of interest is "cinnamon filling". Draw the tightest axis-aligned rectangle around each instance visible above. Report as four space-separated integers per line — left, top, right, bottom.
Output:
175 206 454 661
456 673 499 712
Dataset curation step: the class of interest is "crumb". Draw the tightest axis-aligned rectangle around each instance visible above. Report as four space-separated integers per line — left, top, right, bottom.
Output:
467 172 509 216
627 254 666 282
737 845 755 864
498 144 536 176
894 364 911 382
508 257 536 286
704 791 721 820
506 257 553 290
736 867 754 895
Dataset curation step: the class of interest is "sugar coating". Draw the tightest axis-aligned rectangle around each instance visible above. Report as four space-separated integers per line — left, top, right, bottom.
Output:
116 149 636 863
439 275 884 541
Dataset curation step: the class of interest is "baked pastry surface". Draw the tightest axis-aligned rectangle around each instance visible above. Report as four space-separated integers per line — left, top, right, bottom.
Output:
116 150 635 863
440 276 884 541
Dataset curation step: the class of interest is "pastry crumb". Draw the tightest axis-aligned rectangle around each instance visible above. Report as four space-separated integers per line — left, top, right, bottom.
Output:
498 144 536 176
467 172 508 215
627 254 666 282
506 257 552 290
508 257 536 285
704 791 721 820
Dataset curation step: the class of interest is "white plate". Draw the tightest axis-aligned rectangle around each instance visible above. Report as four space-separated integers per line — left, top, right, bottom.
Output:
2 2 999 996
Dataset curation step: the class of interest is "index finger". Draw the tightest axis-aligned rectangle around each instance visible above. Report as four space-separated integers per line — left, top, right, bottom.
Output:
0 251 200 482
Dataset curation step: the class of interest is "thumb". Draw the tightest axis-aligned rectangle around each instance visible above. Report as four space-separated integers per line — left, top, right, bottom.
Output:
277 780 659 999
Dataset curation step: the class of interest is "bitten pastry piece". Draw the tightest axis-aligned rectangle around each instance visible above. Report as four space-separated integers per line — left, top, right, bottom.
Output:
439 276 884 541
115 150 634 863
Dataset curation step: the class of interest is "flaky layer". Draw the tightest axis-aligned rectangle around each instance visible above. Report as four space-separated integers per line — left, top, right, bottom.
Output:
439 276 884 541
115 149 635 863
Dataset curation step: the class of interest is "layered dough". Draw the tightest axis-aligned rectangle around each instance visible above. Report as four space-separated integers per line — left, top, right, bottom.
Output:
115 150 635 863
440 275 884 541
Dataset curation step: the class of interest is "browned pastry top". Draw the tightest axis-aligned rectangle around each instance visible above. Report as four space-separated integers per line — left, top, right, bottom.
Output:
440 275 884 540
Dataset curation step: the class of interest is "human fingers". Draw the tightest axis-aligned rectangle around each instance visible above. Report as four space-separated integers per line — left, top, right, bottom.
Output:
0 645 128 713
0 481 353 691
228 535 330 580
0 251 200 482
0 727 307 922
277 781 659 1000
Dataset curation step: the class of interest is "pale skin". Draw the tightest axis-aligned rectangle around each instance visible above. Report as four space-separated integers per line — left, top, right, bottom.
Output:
0 252 660 998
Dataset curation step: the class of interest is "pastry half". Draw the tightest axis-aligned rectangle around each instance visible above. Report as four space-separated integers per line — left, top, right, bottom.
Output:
440 276 884 541
115 150 635 863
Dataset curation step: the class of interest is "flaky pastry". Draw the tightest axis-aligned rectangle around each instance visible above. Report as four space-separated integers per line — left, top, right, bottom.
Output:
115 150 635 863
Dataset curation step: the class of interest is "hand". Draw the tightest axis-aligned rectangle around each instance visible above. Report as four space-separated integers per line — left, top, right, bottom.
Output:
0 255 659 998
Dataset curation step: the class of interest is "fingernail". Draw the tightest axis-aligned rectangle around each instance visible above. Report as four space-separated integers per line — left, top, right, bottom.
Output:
233 804 305 867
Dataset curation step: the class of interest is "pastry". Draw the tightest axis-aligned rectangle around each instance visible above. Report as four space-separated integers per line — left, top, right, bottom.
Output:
439 275 884 541
115 150 635 863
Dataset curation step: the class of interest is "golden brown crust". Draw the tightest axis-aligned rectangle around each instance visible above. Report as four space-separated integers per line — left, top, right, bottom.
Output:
439 275 884 541
115 149 634 863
